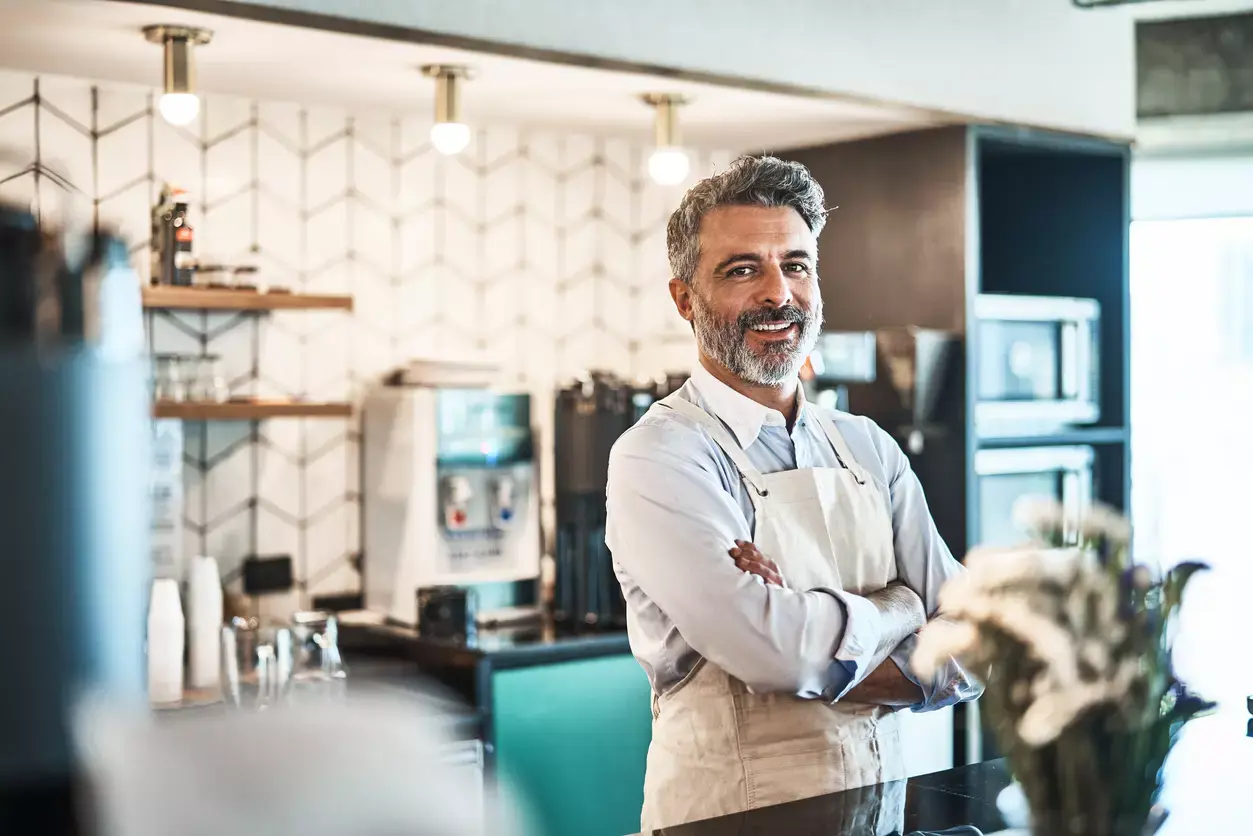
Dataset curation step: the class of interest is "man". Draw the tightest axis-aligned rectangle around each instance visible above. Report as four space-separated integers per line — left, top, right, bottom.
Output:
605 155 981 832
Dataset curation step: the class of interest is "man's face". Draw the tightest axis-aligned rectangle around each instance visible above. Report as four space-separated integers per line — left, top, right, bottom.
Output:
670 205 823 387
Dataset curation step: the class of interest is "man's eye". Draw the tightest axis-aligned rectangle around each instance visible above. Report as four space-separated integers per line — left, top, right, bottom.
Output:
728 266 754 277
785 263 810 274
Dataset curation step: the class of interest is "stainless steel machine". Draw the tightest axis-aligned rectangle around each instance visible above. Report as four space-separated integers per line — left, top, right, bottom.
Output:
362 366 542 627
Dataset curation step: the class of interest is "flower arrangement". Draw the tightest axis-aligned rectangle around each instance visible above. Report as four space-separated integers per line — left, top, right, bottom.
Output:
912 498 1214 836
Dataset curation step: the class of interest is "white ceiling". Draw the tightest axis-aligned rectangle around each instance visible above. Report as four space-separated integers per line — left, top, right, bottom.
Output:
0 0 946 152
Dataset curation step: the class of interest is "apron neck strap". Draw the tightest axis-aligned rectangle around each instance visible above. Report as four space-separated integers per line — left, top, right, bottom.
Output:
810 408 868 485
658 393 769 495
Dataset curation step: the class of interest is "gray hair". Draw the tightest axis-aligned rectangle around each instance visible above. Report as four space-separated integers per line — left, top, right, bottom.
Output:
666 155 828 285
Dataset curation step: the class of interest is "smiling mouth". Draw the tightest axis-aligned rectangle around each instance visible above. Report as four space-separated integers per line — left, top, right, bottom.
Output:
749 321 797 335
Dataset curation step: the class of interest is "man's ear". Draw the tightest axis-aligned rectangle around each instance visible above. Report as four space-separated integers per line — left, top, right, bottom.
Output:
669 277 695 324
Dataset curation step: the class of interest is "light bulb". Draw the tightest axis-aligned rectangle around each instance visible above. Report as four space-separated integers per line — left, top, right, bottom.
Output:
430 122 471 155
648 147 690 186
159 92 200 126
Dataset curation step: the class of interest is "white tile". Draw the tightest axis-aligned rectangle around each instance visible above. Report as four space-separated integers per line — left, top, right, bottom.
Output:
203 121 253 210
0 68 34 112
443 151 483 223
256 504 300 572
256 100 303 152
256 191 302 275
307 560 360 598
304 444 348 526
304 501 352 583
205 511 251 583
37 104 93 206
397 116 429 159
353 269 395 343
151 117 202 201
482 208 522 279
482 151 522 218
257 443 301 521
0 98 36 180
562 218 598 278
440 207 481 276
558 161 598 227
259 313 304 396
258 417 301 462
201 94 253 145
524 131 561 175
350 199 393 280
36 73 93 136
351 133 392 212
352 307 398 387
95 179 151 256
560 133 597 171
95 83 150 138
204 441 252 527
397 149 437 220
305 136 349 212
397 210 437 276
304 202 349 278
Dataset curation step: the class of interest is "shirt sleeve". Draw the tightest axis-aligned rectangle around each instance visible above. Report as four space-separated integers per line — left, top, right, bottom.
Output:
865 418 985 712
606 421 885 700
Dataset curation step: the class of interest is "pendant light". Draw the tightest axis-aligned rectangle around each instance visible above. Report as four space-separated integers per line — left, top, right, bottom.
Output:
422 65 473 156
642 93 691 186
143 25 213 127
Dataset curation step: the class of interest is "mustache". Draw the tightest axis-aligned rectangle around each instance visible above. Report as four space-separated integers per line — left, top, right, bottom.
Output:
737 305 808 332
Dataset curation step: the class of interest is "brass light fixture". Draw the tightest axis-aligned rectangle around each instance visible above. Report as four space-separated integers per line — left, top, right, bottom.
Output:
143 25 213 126
421 65 474 156
642 93 690 186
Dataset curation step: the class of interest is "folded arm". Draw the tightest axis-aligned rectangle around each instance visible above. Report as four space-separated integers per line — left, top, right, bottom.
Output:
866 419 985 711
606 423 905 700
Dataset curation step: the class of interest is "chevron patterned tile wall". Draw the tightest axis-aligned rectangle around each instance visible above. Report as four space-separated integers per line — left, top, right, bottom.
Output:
0 68 726 604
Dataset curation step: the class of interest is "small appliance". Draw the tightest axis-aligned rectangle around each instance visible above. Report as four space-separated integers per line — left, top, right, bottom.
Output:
974 294 1101 438
362 365 541 627
973 445 1095 548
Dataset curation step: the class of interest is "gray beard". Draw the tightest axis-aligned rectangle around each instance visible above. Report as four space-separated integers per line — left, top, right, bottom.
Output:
691 294 823 386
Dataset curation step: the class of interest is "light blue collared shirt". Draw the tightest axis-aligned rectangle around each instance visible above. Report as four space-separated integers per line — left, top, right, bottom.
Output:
606 364 981 712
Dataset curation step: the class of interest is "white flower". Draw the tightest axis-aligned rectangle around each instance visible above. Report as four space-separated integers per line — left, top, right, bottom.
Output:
911 620 979 680
1012 495 1067 536
1016 653 1145 747
1078 503 1132 544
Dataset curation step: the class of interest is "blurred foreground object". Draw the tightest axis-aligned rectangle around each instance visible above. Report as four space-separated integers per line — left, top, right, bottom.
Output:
912 499 1213 836
0 201 150 831
74 688 523 836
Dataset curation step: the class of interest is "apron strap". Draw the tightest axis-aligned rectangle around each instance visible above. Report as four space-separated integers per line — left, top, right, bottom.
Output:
657 393 770 497
811 407 868 485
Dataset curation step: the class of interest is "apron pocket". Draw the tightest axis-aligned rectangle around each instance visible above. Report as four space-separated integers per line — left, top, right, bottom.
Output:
744 748 845 810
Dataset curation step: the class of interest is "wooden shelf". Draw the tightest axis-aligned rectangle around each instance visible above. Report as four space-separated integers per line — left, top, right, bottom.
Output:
153 400 353 420
143 286 353 312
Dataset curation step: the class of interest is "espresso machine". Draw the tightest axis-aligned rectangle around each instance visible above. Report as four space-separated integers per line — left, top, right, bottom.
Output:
552 371 684 629
362 364 542 628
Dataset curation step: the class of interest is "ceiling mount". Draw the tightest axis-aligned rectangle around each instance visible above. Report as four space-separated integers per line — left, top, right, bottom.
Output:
142 25 213 46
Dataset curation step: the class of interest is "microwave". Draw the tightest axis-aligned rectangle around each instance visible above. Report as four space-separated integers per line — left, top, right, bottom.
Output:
973 294 1100 438
973 445 1094 548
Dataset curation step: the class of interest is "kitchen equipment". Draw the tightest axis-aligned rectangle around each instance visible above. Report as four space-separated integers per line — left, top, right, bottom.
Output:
805 331 877 411
974 293 1100 438
416 586 475 640
1 202 149 827
973 445 1095 548
362 369 541 626
219 617 293 711
286 610 347 704
844 327 960 454
552 371 685 628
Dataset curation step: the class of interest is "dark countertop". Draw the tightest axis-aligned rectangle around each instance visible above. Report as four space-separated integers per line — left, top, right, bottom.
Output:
638 710 1253 835
338 611 632 671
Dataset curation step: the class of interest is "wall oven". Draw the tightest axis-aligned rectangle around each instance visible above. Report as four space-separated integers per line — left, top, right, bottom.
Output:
973 445 1095 548
974 294 1100 438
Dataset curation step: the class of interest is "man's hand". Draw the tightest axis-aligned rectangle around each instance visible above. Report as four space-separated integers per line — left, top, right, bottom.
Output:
729 541 785 588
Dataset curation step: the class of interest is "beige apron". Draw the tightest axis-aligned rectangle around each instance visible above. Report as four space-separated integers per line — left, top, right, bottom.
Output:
639 394 907 834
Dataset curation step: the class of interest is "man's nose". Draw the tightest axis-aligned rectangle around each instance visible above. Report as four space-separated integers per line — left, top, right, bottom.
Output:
754 263 793 309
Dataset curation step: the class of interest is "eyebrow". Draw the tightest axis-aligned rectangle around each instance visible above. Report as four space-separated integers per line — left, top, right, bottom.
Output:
712 250 814 274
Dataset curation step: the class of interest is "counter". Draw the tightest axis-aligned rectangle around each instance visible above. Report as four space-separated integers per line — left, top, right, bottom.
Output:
635 709 1253 835
340 613 651 836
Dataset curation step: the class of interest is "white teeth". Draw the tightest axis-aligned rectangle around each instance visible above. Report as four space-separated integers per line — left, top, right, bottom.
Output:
752 322 792 332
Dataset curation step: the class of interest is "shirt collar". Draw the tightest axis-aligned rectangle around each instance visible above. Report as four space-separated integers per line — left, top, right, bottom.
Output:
688 363 806 449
